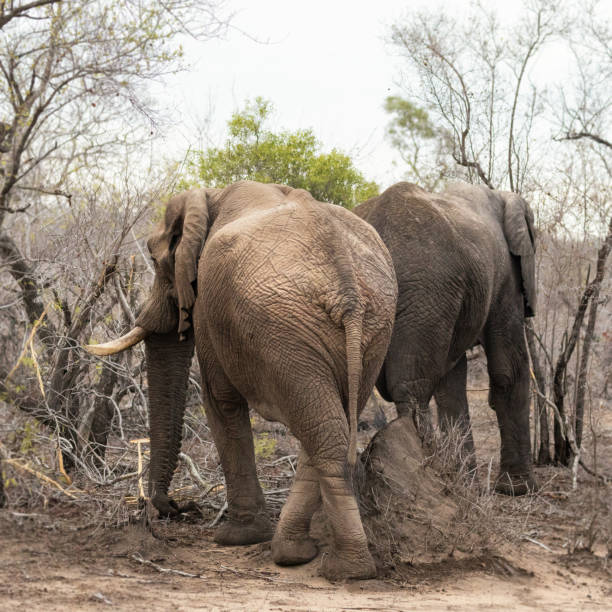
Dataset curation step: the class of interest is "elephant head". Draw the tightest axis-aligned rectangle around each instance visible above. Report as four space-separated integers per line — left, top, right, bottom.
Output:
85 188 218 514
137 188 214 338
499 191 537 317
86 188 216 354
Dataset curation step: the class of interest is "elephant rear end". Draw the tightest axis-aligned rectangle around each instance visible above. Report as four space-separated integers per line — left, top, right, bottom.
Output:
87 181 397 581
194 185 396 580
196 193 397 425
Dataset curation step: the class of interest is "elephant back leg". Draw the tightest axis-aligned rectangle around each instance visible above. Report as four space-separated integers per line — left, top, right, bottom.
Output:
433 354 476 472
483 307 538 495
283 380 376 581
383 331 441 441
272 332 386 568
272 449 321 566
199 354 273 545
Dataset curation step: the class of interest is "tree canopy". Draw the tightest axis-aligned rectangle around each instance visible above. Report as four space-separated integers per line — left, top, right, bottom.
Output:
383 96 453 190
187 97 379 208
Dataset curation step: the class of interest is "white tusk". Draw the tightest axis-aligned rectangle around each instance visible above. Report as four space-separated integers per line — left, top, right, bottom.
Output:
84 326 148 356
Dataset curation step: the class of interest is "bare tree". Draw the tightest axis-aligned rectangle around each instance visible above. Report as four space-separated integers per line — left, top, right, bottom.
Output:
551 218 611 463
0 0 61 29
390 0 566 191
556 2 611 154
0 0 229 473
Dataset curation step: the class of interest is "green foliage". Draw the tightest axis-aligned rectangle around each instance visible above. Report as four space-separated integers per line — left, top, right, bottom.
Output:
384 96 436 148
20 356 35 370
383 95 452 190
253 432 276 461
18 420 40 456
187 98 378 208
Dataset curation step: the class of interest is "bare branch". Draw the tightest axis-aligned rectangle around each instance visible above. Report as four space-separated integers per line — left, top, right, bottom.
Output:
556 131 612 150
0 0 61 29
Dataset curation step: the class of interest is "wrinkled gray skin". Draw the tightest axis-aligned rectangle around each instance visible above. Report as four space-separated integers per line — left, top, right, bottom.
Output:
354 182 537 495
122 181 396 580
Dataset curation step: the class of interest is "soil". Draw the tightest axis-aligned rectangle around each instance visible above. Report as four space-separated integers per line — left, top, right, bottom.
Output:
0 514 609 611
1 383 610 610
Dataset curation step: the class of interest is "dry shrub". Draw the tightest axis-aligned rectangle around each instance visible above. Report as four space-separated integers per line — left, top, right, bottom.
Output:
358 416 505 573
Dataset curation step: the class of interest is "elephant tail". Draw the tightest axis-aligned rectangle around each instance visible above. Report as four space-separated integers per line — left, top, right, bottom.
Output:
344 307 364 469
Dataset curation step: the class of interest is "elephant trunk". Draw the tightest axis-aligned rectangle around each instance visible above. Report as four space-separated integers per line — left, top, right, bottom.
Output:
145 329 194 512
135 275 180 335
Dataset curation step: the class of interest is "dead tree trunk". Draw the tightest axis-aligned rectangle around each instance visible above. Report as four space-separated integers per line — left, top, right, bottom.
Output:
575 289 599 448
574 217 612 449
47 342 83 471
526 320 551 464
0 459 6 508
88 360 119 466
553 216 611 465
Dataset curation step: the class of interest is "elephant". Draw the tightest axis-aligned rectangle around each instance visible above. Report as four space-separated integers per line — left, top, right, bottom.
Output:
86 180 398 580
354 181 537 495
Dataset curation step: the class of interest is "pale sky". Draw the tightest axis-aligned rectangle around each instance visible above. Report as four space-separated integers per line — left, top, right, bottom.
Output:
154 0 600 187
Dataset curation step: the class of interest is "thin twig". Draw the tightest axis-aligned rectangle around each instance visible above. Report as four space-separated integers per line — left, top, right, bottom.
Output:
3 458 79 498
104 471 139 485
209 500 228 527
6 304 49 380
131 554 202 578
522 535 553 552
179 452 209 489
263 488 290 496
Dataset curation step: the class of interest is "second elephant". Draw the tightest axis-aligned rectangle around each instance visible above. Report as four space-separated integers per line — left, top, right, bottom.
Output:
354 181 537 495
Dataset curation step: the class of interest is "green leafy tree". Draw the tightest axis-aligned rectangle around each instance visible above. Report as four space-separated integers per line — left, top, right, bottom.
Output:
188 98 378 208
384 96 453 190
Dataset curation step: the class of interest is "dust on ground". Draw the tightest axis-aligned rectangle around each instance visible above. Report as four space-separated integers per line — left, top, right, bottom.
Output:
0 509 609 611
1 383 610 610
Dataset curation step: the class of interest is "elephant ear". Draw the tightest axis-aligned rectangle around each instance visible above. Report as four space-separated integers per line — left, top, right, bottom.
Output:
501 192 537 317
173 189 211 338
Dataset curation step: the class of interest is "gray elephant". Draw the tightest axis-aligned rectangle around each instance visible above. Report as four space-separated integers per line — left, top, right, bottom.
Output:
354 181 537 495
86 181 397 580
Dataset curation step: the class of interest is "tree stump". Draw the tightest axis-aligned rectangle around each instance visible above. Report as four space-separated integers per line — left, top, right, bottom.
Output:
358 416 485 568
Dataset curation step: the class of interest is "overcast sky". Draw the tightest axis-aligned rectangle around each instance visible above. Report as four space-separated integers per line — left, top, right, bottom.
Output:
156 0 604 187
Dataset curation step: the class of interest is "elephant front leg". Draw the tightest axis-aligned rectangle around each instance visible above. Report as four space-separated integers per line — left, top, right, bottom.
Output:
434 355 476 473
484 321 538 495
272 450 320 566
205 394 273 545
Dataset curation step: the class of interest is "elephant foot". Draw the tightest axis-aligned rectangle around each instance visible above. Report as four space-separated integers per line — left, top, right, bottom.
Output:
151 492 199 518
151 492 180 517
214 512 273 546
319 550 377 582
494 471 539 496
271 536 318 566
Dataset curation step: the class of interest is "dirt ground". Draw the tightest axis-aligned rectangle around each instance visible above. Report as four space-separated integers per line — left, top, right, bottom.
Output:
1 386 610 611
0 515 609 611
